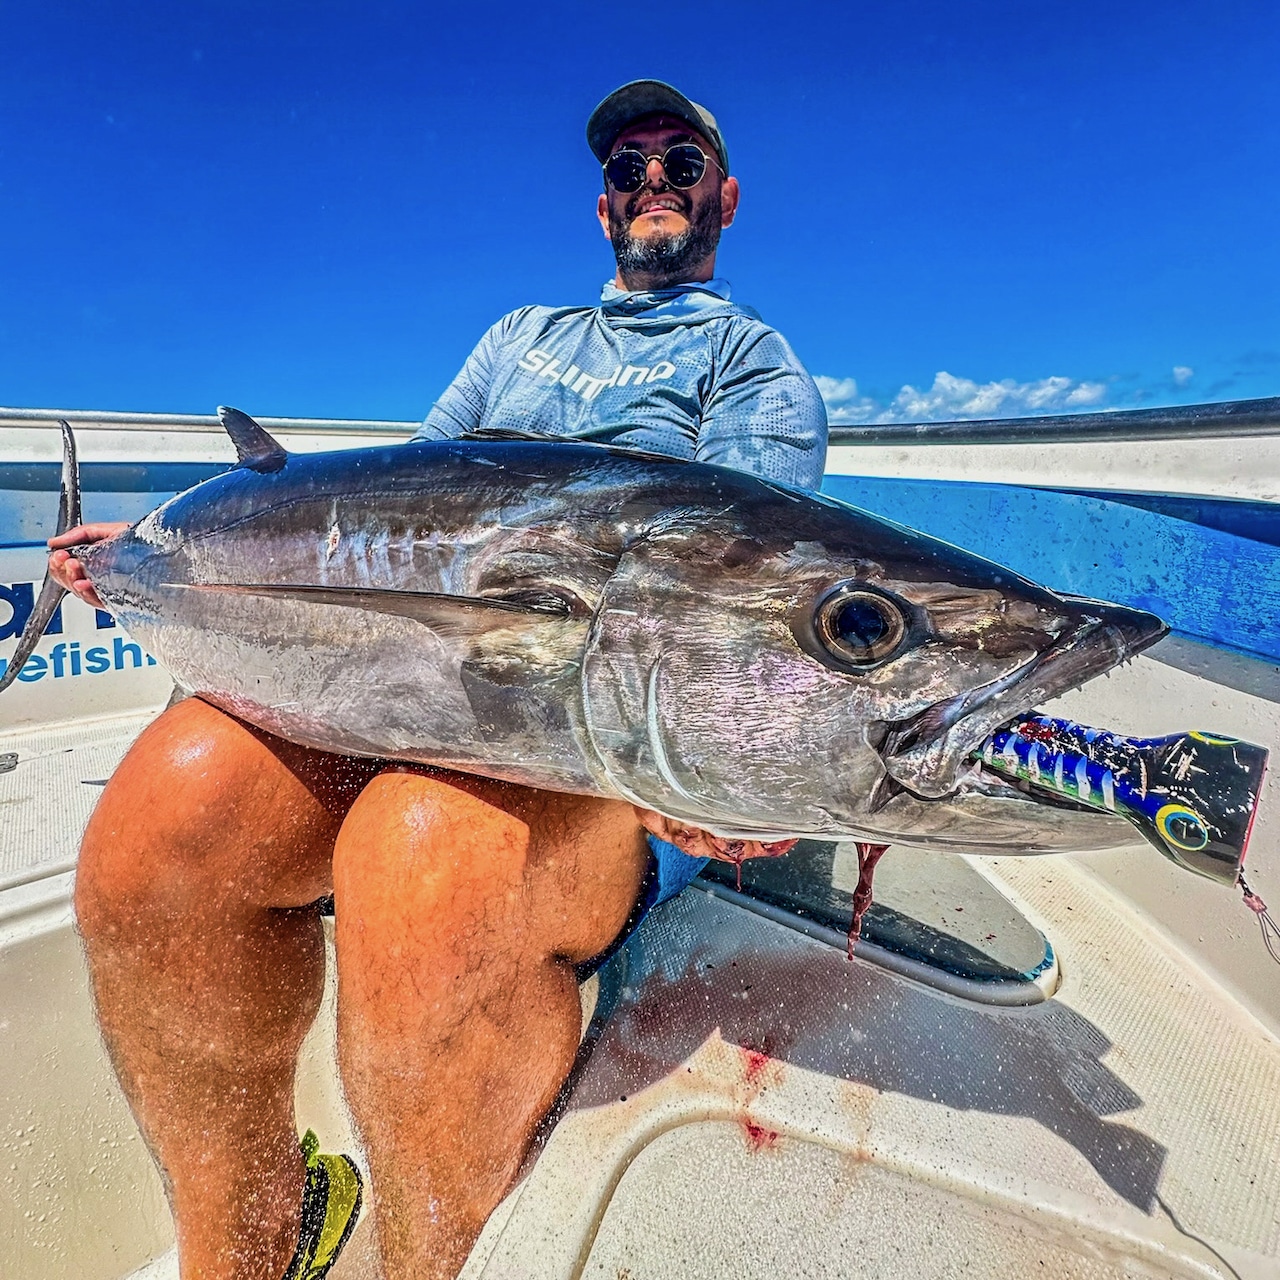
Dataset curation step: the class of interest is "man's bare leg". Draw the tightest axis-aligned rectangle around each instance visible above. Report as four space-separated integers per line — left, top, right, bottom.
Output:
333 769 649 1280
74 698 376 1279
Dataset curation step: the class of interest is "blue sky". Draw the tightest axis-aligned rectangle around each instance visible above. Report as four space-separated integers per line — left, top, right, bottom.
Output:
2 1 1277 423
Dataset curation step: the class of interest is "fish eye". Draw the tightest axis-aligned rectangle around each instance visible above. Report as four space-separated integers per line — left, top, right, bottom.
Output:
815 587 907 668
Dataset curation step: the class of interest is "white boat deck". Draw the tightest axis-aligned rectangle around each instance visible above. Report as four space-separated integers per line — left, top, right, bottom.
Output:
0 708 164 890
4 409 1278 1278
3 682 1278 1280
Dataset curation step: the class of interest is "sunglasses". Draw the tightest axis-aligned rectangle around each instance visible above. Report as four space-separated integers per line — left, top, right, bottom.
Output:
603 143 723 194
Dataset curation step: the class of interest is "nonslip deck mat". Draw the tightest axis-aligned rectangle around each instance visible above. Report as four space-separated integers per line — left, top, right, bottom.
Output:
584 1122 1215 1279
0 710 161 889
470 876 1279 1278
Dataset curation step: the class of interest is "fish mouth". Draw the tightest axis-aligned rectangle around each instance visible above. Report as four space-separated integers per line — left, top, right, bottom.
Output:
875 605 1168 802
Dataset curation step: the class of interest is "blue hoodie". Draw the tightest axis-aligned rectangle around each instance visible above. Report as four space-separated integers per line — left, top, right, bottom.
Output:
415 279 828 922
415 279 827 491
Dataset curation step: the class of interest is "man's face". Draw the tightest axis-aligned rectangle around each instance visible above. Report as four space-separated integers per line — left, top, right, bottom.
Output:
596 114 740 287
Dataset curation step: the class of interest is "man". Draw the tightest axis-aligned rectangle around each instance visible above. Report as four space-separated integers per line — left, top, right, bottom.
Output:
50 80 827 1279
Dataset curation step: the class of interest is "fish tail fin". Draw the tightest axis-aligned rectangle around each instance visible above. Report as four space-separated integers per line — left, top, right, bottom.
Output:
0 421 78 694
57 418 82 534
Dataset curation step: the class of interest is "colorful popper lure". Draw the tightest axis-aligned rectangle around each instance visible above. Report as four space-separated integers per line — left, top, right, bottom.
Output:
975 716 1269 886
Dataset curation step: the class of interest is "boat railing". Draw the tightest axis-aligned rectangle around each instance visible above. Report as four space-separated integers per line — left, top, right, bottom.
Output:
827 394 1280 444
0 406 418 436
5 393 1280 444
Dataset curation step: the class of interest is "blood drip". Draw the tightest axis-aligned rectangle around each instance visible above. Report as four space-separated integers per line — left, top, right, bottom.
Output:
652 815 798 888
741 1120 779 1152
848 842 889 959
742 1047 771 1084
727 842 746 891
1013 718 1057 743
709 837 798 890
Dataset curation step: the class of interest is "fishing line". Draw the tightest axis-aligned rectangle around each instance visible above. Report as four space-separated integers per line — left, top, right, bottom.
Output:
1154 1193 1244 1280
1239 871 1280 967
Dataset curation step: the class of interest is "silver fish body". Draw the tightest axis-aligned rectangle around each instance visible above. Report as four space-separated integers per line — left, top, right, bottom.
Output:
75 429 1166 855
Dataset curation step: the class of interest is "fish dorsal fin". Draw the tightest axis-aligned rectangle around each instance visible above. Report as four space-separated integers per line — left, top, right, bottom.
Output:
176 582 572 638
218 406 288 473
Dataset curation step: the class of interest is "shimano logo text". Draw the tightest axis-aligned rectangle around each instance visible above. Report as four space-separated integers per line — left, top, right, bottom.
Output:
517 349 676 403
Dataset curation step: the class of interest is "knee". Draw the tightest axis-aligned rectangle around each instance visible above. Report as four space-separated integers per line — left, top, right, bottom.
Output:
331 772 647 984
332 771 530 940
76 701 317 930
332 775 534 1047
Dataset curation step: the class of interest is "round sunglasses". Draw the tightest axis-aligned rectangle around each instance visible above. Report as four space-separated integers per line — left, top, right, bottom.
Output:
603 143 723 194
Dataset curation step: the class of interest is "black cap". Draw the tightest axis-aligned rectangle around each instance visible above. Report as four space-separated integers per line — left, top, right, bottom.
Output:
587 79 729 174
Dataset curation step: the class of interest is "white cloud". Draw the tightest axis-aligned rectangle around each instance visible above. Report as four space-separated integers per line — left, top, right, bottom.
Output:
812 375 881 423
816 369 1110 424
1173 365 1194 386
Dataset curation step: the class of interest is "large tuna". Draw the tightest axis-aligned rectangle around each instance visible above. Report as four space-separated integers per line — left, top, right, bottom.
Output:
4 409 1169 857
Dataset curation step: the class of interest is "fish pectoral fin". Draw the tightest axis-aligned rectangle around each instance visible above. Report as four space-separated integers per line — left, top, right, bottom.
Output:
452 426 679 466
217 406 288 473
867 772 908 814
176 582 570 637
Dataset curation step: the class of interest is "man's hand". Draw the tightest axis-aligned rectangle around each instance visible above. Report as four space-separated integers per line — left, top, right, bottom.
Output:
47 522 128 611
634 807 797 865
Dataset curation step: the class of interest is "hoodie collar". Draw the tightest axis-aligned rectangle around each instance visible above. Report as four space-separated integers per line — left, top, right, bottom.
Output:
600 278 733 309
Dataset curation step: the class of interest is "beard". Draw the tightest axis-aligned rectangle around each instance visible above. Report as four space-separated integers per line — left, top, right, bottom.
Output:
609 186 722 286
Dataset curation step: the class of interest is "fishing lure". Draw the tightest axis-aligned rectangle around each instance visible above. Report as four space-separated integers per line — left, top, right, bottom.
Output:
976 714 1276 961
977 715 1267 884
709 715 1270 963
